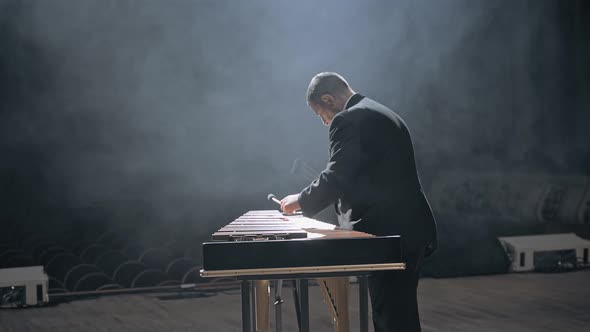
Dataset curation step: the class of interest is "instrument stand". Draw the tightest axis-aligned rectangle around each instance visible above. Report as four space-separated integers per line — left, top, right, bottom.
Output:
239 275 370 332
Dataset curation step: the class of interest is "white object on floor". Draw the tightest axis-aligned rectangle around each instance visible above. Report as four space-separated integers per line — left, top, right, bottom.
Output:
0 266 49 306
498 233 590 272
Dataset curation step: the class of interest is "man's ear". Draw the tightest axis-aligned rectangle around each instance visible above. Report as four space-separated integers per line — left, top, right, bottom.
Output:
321 94 335 106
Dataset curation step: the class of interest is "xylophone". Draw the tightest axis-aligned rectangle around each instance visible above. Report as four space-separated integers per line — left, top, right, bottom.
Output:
200 210 405 332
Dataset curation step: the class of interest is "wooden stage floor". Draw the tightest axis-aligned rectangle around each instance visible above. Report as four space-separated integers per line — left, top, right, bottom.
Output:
1 270 588 331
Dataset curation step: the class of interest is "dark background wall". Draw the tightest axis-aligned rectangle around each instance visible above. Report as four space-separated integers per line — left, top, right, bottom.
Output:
1 0 589 275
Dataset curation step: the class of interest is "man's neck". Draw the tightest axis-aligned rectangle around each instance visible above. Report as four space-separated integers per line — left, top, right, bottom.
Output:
342 91 356 112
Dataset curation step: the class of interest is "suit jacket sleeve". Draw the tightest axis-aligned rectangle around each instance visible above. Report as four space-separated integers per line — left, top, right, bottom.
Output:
298 114 368 217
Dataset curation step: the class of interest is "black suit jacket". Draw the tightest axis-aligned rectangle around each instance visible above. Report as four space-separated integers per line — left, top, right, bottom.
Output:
299 94 437 255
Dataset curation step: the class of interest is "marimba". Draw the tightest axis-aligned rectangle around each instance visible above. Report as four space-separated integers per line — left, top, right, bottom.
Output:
200 210 405 332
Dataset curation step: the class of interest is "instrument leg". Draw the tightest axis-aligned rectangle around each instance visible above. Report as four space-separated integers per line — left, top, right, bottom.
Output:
274 280 284 332
298 279 310 332
358 276 369 332
292 280 301 330
242 280 252 332
251 281 257 331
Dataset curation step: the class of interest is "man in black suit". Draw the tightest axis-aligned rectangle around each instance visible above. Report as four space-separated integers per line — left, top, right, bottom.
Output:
281 72 437 332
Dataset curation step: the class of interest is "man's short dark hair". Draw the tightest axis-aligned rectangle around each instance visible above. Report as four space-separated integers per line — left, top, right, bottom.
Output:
306 72 351 105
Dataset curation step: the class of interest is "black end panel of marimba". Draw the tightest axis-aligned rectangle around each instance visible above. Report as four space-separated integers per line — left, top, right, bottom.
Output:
202 236 402 271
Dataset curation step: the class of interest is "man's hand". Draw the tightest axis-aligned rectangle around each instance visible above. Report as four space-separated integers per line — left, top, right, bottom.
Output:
280 194 301 214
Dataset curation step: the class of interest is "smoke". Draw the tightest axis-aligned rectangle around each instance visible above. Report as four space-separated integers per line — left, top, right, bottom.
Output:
0 0 588 236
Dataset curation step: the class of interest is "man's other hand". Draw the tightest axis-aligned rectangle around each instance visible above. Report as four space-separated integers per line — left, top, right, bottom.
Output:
280 194 301 214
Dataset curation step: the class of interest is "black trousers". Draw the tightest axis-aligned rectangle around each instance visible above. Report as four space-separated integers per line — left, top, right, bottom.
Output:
368 246 425 332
